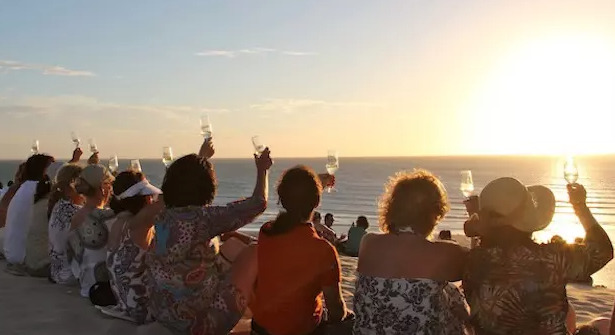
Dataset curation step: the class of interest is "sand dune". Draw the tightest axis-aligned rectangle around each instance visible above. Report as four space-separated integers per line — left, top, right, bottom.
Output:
0 252 613 334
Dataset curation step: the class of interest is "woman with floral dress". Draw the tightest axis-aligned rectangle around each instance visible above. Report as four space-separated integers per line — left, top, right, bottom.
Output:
354 169 470 335
146 139 271 334
48 164 84 284
102 169 162 323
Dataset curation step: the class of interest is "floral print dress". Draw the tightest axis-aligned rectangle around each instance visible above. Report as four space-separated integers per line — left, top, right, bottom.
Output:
353 274 469 335
48 199 81 284
146 197 267 335
106 211 151 324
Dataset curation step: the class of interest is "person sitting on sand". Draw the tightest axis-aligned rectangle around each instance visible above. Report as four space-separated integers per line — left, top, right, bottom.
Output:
67 162 117 302
4 154 54 276
48 164 84 285
146 139 271 334
249 166 350 335
313 212 338 244
102 169 162 324
0 163 25 257
463 178 613 335
439 229 453 241
24 174 51 276
354 169 469 334
338 216 369 257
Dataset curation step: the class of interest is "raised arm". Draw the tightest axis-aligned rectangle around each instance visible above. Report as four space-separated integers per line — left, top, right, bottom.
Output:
563 183 614 280
68 148 83 164
206 148 272 237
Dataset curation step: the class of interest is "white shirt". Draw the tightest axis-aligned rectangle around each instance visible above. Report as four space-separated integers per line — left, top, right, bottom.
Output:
25 197 51 271
4 180 37 264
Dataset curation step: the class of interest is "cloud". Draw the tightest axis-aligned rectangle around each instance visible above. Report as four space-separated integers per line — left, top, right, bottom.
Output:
0 95 229 120
195 47 317 58
0 60 95 77
249 98 382 114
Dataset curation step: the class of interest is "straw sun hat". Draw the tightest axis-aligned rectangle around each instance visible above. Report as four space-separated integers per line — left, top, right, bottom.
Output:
478 177 556 233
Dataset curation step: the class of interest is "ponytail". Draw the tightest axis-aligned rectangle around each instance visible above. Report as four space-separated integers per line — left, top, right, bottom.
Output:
263 211 310 236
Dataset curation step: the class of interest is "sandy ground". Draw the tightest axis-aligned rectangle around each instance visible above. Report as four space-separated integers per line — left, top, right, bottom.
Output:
0 235 613 334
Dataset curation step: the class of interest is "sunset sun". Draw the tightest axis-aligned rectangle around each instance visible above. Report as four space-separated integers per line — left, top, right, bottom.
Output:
469 34 615 155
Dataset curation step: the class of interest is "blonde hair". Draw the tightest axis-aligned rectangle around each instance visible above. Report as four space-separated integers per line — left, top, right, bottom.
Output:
379 169 449 235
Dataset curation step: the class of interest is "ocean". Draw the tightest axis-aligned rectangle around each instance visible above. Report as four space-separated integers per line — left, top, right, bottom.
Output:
2 155 615 287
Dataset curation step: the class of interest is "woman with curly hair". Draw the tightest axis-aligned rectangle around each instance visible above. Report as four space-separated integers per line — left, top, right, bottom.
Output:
353 169 469 335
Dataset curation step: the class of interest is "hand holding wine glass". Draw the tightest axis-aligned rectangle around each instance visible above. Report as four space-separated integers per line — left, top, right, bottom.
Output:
88 138 99 154
130 159 142 172
564 157 579 184
108 155 119 175
69 147 83 164
325 150 339 192
87 152 100 165
199 138 215 159
71 132 81 148
162 146 174 167
200 115 213 140
254 147 273 172
460 170 475 199
31 140 40 155
252 136 265 156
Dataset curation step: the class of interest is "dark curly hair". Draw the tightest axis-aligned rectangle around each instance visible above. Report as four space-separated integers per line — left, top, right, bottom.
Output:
109 170 148 215
379 169 449 236
161 154 216 208
24 154 54 181
263 166 322 236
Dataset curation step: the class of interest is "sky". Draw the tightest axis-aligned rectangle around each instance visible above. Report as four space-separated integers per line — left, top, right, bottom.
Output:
1 0 615 159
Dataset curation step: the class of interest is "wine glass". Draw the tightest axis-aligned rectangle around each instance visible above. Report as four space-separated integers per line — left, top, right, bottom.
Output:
564 157 579 184
71 132 81 148
108 155 119 174
200 115 213 140
252 136 265 155
31 140 40 155
460 170 475 198
162 146 174 168
130 159 142 173
325 150 339 193
88 138 98 154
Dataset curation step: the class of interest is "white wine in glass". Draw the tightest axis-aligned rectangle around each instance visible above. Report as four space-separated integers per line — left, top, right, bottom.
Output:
162 146 174 168
88 138 98 154
71 132 81 148
200 115 213 140
460 170 475 198
325 150 339 192
108 155 119 174
252 136 265 155
130 159 142 173
31 140 40 155
564 157 579 184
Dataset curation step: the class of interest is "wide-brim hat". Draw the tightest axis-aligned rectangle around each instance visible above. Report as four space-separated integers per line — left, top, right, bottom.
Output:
115 180 162 200
479 177 556 232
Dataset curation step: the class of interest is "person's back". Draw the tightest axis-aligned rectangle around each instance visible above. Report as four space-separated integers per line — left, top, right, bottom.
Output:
253 223 341 335
25 194 51 276
462 178 613 334
354 170 468 335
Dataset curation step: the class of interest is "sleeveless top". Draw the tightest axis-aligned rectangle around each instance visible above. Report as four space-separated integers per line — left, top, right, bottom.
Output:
49 199 81 284
106 211 151 324
353 274 469 335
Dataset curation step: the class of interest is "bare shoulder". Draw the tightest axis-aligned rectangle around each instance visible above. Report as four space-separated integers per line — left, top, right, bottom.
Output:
430 240 468 258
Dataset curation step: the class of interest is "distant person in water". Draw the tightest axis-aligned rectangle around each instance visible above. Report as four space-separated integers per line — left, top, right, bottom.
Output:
463 178 613 334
